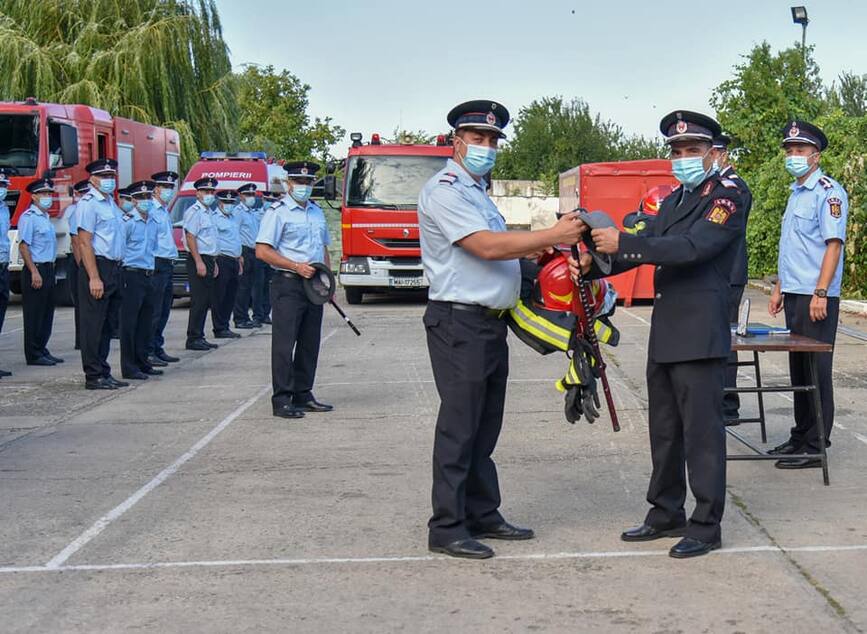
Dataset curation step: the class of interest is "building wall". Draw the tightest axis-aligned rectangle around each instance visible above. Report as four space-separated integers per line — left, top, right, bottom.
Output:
490 180 559 230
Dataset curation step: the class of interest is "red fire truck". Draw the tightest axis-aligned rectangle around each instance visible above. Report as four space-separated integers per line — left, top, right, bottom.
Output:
0 98 180 302
559 159 677 305
333 132 453 304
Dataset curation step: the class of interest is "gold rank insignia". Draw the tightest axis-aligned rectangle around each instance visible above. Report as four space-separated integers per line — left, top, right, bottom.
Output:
828 197 842 218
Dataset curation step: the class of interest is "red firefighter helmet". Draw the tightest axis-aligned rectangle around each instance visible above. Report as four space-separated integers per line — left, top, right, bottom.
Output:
535 251 611 319
639 184 674 215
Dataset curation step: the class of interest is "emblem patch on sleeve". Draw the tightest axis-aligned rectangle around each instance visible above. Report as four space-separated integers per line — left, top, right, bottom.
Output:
828 196 842 218
706 198 736 225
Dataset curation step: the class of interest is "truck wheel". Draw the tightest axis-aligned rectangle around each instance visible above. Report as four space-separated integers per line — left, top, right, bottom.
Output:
345 287 364 305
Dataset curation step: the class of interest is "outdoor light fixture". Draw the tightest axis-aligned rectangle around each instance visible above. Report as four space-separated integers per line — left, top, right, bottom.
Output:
350 132 363 147
790 6 808 24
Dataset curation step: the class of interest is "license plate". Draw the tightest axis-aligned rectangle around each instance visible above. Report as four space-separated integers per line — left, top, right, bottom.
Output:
390 277 424 288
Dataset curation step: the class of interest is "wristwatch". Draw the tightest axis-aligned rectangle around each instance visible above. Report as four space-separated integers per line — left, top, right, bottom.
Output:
814 288 828 298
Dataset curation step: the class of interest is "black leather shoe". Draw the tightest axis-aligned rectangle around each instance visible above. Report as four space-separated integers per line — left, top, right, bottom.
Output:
0 369 11 377
769 439 802 455
775 456 822 469
186 339 212 351
106 375 130 388
214 330 241 339
27 356 56 366
273 405 306 419
261 317 272 325
204 340 219 349
250 320 263 328
294 398 334 413
45 353 64 363
86 377 117 390
142 367 163 376
123 371 149 380
147 355 169 367
669 537 721 559
234 320 254 329
429 538 494 560
621 523 687 542
156 350 180 363
470 522 535 541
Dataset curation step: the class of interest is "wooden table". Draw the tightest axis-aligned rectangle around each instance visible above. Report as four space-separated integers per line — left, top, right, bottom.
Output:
725 332 833 485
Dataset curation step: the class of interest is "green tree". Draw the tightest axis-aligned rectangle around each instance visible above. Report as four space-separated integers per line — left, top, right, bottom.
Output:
493 96 661 193
389 128 436 145
236 64 344 162
828 71 867 118
0 0 238 170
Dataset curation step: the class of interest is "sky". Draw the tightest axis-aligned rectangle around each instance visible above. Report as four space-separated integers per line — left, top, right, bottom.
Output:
214 0 867 150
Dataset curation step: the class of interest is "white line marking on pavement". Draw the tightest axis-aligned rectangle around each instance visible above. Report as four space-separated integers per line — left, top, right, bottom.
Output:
854 432 867 446
44 384 271 569
621 308 651 326
7 543 867 574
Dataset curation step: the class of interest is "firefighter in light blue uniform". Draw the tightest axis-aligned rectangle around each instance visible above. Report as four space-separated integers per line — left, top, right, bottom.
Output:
148 171 180 366
0 168 15 377
182 177 219 350
232 183 260 329
212 189 243 338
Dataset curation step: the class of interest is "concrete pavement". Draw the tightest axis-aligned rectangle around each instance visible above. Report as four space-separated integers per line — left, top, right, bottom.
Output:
0 288 866 632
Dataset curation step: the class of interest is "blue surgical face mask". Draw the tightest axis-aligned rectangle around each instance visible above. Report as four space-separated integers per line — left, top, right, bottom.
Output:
0 187 7 200
291 184 312 203
201 193 215 206
98 177 116 195
671 151 712 189
121 199 134 212
136 199 151 213
37 196 53 210
459 138 497 176
159 188 174 203
785 154 815 178
243 195 256 208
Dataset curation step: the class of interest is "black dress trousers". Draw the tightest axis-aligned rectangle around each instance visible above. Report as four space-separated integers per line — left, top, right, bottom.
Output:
79 257 122 381
784 293 839 452
233 246 255 324
424 301 509 546
150 257 174 355
270 273 323 408
69 258 81 349
22 262 56 363
213 254 239 334
120 268 155 376
185 255 217 342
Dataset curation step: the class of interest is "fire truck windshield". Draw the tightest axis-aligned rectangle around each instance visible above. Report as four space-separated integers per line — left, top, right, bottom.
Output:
0 114 39 175
345 155 448 209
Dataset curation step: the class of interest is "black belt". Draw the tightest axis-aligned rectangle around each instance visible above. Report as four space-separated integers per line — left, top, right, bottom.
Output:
155 256 174 265
277 269 301 279
217 253 239 260
432 300 504 319
200 254 216 261
124 266 154 276
96 255 122 266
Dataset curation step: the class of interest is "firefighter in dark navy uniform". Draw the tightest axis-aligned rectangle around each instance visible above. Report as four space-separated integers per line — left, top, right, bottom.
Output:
710 134 753 422
580 110 748 559
418 100 585 560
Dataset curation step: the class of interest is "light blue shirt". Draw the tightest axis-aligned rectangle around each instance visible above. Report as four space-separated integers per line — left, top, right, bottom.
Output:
214 206 242 257
234 204 258 249
150 200 179 259
18 205 57 263
182 201 219 256
76 187 125 261
778 168 848 297
418 158 520 310
122 209 159 269
64 202 79 236
256 198 330 267
0 200 10 263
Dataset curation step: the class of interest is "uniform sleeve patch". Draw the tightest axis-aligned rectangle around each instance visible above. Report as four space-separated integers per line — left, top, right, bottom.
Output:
828 196 843 218
706 198 736 224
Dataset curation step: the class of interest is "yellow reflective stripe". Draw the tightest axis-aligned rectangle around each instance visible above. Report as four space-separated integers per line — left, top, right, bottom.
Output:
595 320 612 344
510 302 571 351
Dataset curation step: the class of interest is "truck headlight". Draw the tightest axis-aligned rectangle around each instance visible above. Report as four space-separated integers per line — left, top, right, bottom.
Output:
340 258 369 275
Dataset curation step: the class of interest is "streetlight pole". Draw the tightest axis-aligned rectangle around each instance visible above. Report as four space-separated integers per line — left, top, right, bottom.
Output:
791 6 809 63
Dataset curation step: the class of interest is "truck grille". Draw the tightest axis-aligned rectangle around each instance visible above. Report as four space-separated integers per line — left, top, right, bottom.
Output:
390 270 423 279
374 238 420 249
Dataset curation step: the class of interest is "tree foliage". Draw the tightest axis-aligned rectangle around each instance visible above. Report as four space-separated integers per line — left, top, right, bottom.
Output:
493 96 663 193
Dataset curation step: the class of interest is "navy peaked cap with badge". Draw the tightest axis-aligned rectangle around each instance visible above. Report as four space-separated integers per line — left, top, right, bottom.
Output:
237 182 257 195
86 158 118 174
781 120 828 151
26 178 54 194
447 100 510 138
128 180 155 197
193 176 218 190
73 179 91 194
262 190 282 201
216 189 239 202
118 186 133 199
712 134 731 149
284 161 319 180
659 110 721 144
151 171 179 186
0 167 18 183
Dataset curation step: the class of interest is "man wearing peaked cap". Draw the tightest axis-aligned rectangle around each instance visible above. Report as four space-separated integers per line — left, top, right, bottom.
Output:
119 180 161 381
251 188 281 326
211 189 243 339
64 178 93 351
232 183 260 329
0 168 18 377
709 134 754 423
183 175 221 351
418 100 586 560
19 179 61 367
579 109 748 559
768 120 847 469
148 170 180 367
256 159 334 419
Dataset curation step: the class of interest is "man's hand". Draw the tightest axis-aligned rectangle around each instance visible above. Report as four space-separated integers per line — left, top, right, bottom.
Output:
591 227 621 254
550 212 586 245
768 288 784 316
295 262 316 279
195 260 206 277
30 269 43 290
526 246 555 261
809 295 828 322
89 277 104 300
567 252 594 281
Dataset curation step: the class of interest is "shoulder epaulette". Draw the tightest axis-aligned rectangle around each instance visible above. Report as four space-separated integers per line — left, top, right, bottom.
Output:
81 192 94 201
819 176 834 190
122 213 133 221
438 172 458 185
720 179 739 189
